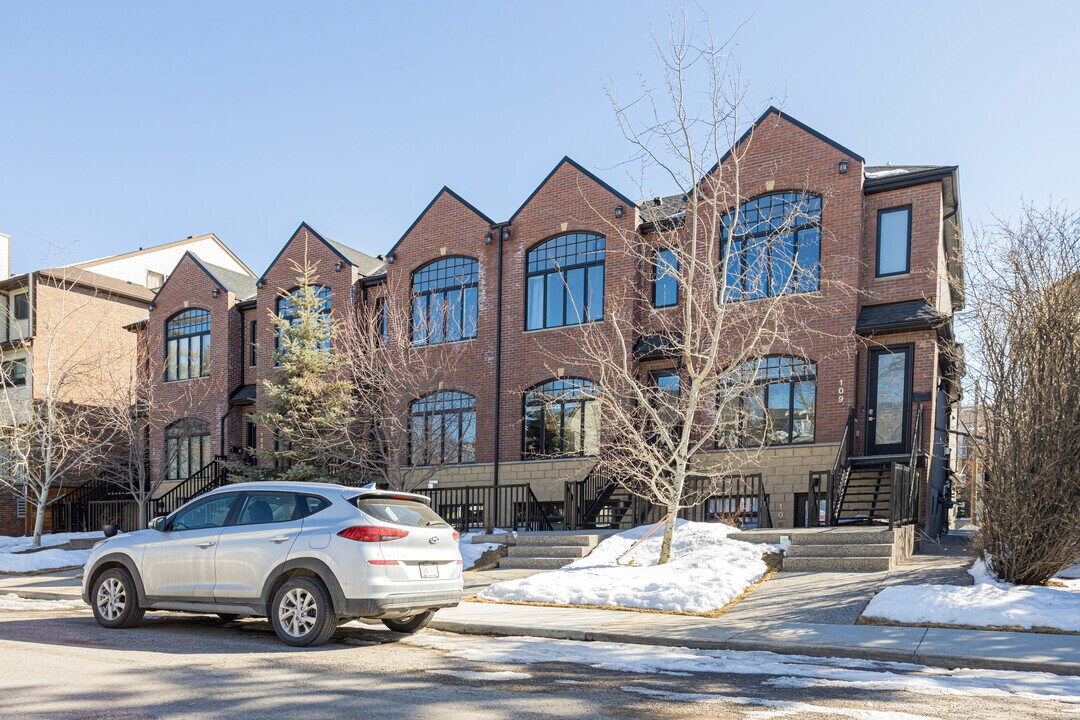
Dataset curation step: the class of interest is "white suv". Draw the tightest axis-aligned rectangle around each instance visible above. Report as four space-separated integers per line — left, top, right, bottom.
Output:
83 482 463 646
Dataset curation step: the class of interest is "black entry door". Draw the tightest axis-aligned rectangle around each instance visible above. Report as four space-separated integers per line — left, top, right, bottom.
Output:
866 345 913 456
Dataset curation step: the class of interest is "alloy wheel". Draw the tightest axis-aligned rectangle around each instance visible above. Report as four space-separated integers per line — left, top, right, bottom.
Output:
96 577 126 621
278 587 317 638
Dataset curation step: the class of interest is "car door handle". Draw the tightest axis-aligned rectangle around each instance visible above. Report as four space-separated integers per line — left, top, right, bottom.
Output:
270 536 292 544
195 541 215 549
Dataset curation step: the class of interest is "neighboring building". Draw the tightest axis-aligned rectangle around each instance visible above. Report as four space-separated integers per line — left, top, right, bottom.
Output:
0 233 251 536
63 106 966 537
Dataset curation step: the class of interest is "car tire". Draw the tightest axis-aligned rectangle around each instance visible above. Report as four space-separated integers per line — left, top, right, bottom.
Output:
270 577 337 647
91 567 145 629
382 611 435 634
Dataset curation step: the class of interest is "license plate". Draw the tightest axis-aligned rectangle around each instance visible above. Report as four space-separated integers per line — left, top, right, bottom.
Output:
419 562 439 579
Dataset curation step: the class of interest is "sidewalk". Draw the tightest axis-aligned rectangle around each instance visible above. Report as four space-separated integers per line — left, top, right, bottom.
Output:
3 569 1078 676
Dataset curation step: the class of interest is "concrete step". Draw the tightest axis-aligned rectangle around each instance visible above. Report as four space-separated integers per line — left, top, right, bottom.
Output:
513 535 599 548
737 529 895 545
782 556 892 572
785 543 894 558
499 556 577 570
508 545 590 559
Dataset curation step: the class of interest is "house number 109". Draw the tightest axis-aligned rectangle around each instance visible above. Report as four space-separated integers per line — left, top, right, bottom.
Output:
838 378 845 404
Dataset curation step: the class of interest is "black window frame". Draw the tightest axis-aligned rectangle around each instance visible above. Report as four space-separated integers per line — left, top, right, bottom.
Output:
653 248 679 308
523 377 601 459
721 192 823 301
525 233 606 331
166 491 242 532
249 320 257 367
408 390 477 466
275 285 332 355
410 257 479 346
164 308 211 382
1 358 26 387
12 293 29 321
875 205 913 278
164 418 212 481
717 356 817 448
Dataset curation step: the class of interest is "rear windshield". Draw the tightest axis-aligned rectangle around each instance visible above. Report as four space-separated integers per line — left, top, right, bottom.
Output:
351 497 449 528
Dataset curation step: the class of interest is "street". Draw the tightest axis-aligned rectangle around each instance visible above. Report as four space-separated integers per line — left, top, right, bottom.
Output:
0 606 1075 719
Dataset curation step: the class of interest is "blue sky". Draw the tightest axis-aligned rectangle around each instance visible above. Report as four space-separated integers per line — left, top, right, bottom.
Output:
1 2 1078 274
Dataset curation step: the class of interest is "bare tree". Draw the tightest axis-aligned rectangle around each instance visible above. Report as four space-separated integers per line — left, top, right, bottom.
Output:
960 203 1080 584
561 17 849 563
337 295 472 491
0 275 126 546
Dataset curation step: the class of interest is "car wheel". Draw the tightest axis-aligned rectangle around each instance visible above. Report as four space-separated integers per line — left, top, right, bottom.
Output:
270 577 337 647
216 613 245 623
91 567 145 629
382 611 435 634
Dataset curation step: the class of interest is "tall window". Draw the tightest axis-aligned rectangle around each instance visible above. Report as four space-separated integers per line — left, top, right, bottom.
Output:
653 248 679 308
722 193 822 300
165 309 210 381
650 370 682 434
524 378 600 458
375 297 387 344
409 391 476 465
526 233 605 330
276 285 332 352
165 418 212 481
249 320 257 366
876 206 912 277
719 356 816 447
12 293 28 320
411 257 478 345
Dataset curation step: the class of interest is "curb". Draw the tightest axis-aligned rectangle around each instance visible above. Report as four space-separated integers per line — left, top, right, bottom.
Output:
427 619 1080 677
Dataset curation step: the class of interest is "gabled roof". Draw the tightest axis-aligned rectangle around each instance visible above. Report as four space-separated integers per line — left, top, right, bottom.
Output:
70 232 255 277
189 254 259 301
711 106 865 175
509 156 637 223
260 222 385 282
385 187 495 259
35 266 156 303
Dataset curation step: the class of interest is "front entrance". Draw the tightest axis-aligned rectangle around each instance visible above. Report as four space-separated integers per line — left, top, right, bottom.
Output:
866 345 913 456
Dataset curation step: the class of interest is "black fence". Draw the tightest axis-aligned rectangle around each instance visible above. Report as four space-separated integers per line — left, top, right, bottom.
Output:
413 483 555 533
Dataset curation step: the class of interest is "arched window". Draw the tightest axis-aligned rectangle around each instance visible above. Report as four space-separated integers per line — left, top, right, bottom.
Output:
719 356 816 447
276 285 332 352
165 309 210 381
165 418 212 481
721 193 822 300
524 378 600 458
411 257 479 345
525 233 605 330
409 391 476 465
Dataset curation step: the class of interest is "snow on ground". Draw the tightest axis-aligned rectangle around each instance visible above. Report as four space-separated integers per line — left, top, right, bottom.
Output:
459 530 507 571
406 632 1080 705
427 669 532 681
478 520 772 613
0 593 88 612
0 532 99 573
862 557 1080 632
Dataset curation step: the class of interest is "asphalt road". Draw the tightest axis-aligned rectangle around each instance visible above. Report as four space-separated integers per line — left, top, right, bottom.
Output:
0 607 1073 720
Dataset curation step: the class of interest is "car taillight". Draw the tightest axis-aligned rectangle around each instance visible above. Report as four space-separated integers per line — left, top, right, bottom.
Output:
337 526 409 542
452 531 460 543
366 559 400 566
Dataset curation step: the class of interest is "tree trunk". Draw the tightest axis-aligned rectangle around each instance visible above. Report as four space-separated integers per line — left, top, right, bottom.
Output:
31 489 47 547
658 499 679 564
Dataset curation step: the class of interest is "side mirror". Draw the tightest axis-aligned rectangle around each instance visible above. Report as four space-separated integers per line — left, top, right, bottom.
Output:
149 517 167 532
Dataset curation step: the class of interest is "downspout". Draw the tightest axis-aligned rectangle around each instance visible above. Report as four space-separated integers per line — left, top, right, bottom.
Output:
491 222 509 529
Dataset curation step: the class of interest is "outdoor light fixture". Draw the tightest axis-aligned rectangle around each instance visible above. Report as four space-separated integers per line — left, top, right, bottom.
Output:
501 228 511 242
212 288 219 298
148 301 155 311
386 253 396 264
256 280 264 289
839 160 848 174
335 260 343 271
485 232 493 245
615 205 624 218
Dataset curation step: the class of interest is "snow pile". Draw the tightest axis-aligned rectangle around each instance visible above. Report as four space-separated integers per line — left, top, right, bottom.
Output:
459 531 507 571
862 557 1080 632
0 532 100 574
0 593 88 612
408 632 1080 704
478 520 772 613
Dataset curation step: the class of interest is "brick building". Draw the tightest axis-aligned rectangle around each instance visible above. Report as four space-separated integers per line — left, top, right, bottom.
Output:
117 107 964 537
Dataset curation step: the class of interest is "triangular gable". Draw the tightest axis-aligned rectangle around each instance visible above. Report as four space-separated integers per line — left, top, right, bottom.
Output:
259 221 370 283
710 106 864 175
509 156 637 223
152 250 226 303
385 187 495 258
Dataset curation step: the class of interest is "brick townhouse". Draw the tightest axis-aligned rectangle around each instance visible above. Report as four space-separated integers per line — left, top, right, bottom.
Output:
0 234 251 536
94 106 963 537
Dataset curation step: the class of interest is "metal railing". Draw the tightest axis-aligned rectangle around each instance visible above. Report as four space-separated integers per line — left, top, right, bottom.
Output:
414 483 554 533
889 401 923 527
151 460 232 518
826 407 856 525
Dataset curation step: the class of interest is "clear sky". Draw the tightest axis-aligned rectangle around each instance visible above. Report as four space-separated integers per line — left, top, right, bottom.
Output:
1 2 1078 274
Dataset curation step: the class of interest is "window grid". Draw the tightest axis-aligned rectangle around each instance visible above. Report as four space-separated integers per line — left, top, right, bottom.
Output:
719 356 817 447
721 193 822 300
409 391 477 465
526 233 606 330
164 418 212 481
276 286 332 352
165 309 211 381
411 257 479 346
524 378 600 458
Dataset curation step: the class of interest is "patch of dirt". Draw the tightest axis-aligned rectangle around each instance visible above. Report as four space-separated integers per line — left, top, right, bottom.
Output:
465 551 783 618
856 615 1079 636
465 545 508 573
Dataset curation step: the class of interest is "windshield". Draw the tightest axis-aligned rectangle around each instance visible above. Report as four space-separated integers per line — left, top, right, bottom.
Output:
351 497 449 528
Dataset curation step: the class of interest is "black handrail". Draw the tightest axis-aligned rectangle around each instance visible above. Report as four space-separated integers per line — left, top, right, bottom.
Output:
415 483 554 533
827 408 856 525
890 401 923 528
151 460 230 518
